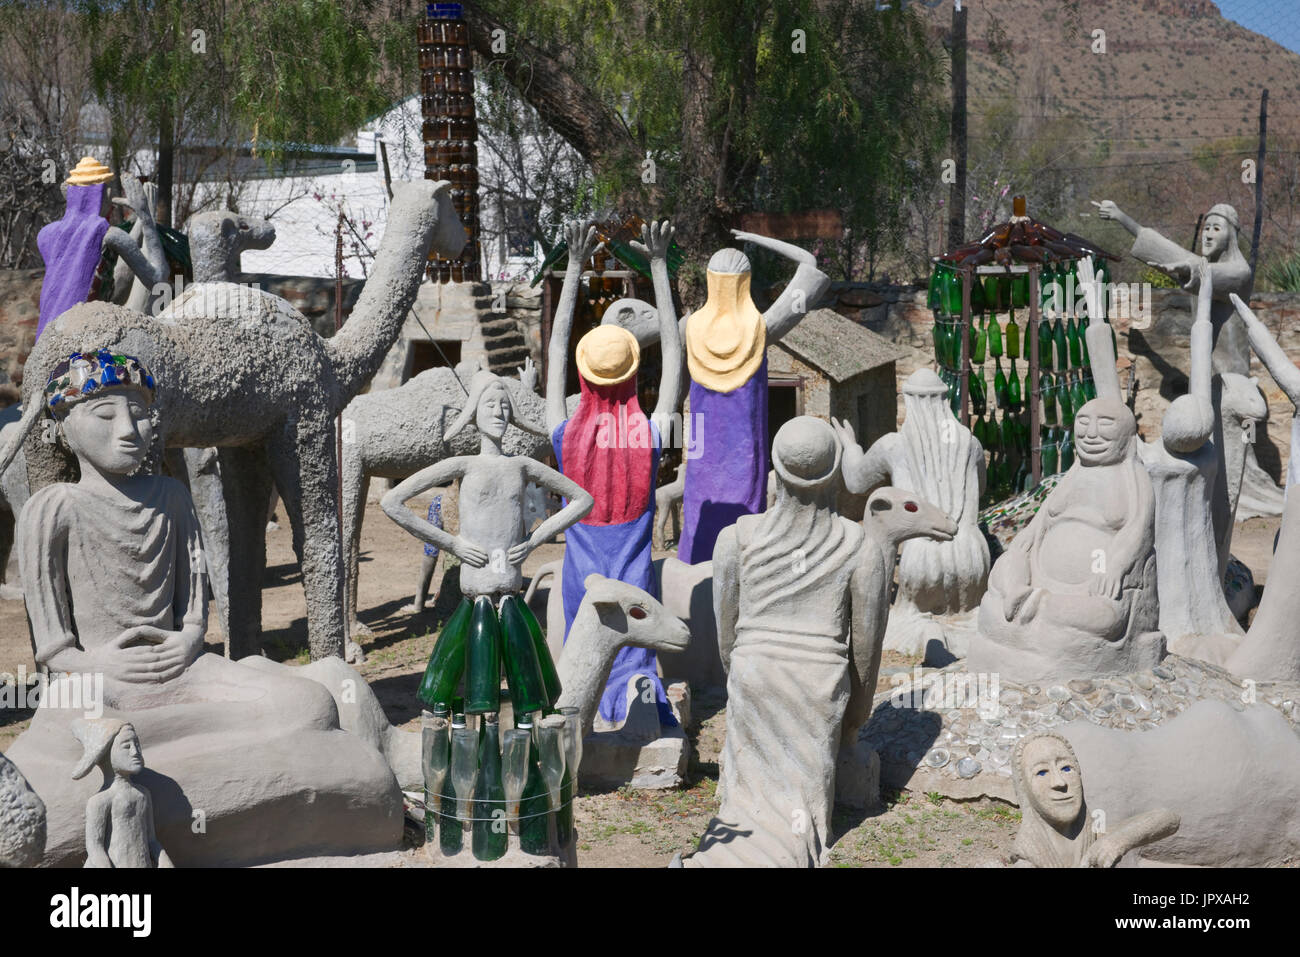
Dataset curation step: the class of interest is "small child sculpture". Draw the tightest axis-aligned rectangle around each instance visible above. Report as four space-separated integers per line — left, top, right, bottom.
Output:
72 718 172 869
1009 731 1178 868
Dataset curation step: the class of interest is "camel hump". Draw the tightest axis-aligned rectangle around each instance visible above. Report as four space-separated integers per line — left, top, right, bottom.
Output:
157 282 311 332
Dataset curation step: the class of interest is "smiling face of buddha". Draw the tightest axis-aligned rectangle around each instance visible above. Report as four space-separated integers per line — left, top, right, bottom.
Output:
1074 398 1135 467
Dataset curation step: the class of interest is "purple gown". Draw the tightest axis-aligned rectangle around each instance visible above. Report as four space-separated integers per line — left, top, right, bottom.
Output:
553 420 676 726
37 184 110 340
678 358 769 564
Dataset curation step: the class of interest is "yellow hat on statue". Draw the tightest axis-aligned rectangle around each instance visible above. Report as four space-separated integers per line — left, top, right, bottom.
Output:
64 157 114 187
576 324 640 386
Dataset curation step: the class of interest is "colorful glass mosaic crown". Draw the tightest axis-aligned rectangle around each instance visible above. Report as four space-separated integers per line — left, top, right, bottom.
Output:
45 349 156 414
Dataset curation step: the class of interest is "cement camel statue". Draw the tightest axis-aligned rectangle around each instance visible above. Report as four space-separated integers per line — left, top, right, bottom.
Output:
0 179 465 662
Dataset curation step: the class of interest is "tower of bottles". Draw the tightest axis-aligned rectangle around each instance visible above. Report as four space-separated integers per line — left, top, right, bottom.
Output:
419 2 481 283
929 255 1114 507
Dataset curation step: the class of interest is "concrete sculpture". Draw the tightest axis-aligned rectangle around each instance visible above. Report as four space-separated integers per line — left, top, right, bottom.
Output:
1081 258 1241 656
74 718 173 868
1231 292 1300 498
343 362 550 636
1008 731 1179 868
1 179 466 661
971 391 1162 683
6 350 405 866
685 420 956 867
1066 700 1300 866
545 219 683 728
677 232 829 564
835 369 989 660
382 368 593 600
1095 199 1253 564
0 750 45 868
36 159 168 340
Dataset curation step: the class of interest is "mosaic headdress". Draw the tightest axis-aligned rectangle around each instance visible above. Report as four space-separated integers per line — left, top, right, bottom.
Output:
45 349 155 416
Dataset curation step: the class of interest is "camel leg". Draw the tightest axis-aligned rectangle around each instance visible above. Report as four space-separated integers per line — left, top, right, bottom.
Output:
220 444 273 660
175 447 232 647
267 415 348 662
342 443 371 637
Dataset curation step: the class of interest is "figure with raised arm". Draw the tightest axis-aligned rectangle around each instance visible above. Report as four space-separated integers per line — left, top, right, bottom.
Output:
676 231 830 564
544 219 683 727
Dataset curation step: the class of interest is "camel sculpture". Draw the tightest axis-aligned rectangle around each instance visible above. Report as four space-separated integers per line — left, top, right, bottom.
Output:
341 360 551 636
0 179 466 661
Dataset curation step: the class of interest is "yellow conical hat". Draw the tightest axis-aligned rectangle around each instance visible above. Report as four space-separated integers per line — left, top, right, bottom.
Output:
684 268 766 393
64 156 113 186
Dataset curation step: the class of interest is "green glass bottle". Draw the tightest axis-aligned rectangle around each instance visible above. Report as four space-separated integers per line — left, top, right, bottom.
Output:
1038 315 1054 371
516 717 551 856
993 356 1009 409
1058 373 1075 428
1040 426 1059 476
1053 316 1068 373
969 366 986 416
1007 358 1021 407
1040 263 1060 318
942 264 963 316
931 315 943 362
927 265 943 310
1067 316 1082 368
1071 373 1088 414
502 598 549 717
982 275 1001 312
422 705 452 844
1079 319 1091 368
417 598 474 710
471 714 508 862
970 315 986 364
1060 428 1075 471
439 712 470 856
987 314 1003 359
1011 271 1030 309
1040 370 1057 426
1006 312 1020 359
1083 373 1097 402
1013 457 1029 494
502 596 561 708
465 596 502 714
969 271 986 312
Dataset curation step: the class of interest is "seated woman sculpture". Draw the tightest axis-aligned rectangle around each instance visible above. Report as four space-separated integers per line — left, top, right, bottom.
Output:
1009 731 1179 868
6 349 403 866
970 390 1162 683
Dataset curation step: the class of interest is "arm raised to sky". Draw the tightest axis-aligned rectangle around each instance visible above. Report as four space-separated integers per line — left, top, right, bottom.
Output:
546 221 601 434
1078 256 1123 403
1230 292 1300 408
729 229 830 342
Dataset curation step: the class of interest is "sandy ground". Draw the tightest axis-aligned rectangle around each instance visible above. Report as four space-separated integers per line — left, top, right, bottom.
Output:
0 493 1285 867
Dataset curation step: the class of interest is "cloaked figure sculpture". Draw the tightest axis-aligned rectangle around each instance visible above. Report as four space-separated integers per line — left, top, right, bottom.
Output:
676 234 829 564
36 158 167 340
544 219 683 727
835 368 989 660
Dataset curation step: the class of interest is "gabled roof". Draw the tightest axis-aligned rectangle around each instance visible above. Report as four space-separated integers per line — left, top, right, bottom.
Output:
772 308 905 382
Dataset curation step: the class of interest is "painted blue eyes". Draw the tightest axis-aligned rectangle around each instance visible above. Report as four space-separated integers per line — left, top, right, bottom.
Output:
1036 769 1047 776
1062 765 1072 772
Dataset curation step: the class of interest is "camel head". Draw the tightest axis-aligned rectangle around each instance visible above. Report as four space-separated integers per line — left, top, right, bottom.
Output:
187 210 277 282
555 574 691 738
865 487 957 550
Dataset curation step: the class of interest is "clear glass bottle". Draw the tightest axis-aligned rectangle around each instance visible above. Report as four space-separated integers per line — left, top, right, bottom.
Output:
422 705 451 845
515 716 551 856
538 717 568 846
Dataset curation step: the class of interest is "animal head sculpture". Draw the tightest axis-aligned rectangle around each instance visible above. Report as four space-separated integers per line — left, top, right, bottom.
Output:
188 210 277 282
864 487 957 548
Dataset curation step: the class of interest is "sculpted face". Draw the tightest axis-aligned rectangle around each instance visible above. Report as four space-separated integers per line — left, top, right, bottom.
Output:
1022 736 1083 830
111 726 144 776
60 390 153 475
475 383 511 441
1074 398 1134 466
1200 214 1231 260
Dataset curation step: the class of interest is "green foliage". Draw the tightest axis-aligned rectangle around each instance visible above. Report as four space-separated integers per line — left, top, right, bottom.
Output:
1260 253 1300 293
1139 265 1179 290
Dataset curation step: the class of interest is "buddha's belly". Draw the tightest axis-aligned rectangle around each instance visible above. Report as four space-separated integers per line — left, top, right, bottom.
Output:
1037 519 1115 587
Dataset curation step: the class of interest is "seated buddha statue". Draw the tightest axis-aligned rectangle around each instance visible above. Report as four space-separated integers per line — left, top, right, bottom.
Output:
5 349 403 866
969 397 1163 683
